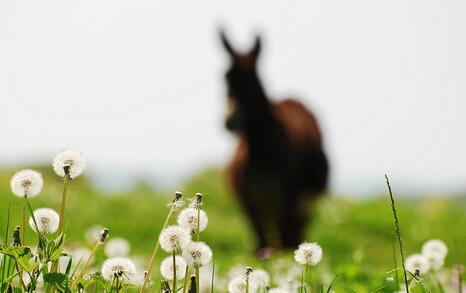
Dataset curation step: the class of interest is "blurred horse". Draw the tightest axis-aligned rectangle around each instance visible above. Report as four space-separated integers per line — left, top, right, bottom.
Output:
220 31 329 254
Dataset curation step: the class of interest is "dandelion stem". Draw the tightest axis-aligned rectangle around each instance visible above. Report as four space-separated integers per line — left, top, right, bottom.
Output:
57 174 69 235
195 266 200 293
385 175 410 293
173 252 177 293
182 265 190 293
140 191 183 293
22 204 26 245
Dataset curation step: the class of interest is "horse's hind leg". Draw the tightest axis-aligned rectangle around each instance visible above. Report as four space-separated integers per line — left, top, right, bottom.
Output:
278 193 310 249
237 188 268 251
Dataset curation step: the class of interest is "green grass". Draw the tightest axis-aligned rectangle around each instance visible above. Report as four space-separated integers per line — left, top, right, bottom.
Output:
0 166 465 291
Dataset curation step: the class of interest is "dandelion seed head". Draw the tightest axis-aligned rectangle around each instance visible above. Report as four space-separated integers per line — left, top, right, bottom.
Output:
182 241 212 267
422 239 448 259
228 275 258 293
101 257 136 282
29 208 60 234
52 150 85 179
10 169 43 198
159 225 191 253
160 256 187 280
294 242 323 266
423 251 445 270
177 207 208 232
251 269 270 287
405 254 430 275
104 237 130 257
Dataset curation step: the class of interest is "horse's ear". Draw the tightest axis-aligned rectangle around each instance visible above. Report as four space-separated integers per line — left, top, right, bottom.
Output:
220 30 236 58
251 35 262 59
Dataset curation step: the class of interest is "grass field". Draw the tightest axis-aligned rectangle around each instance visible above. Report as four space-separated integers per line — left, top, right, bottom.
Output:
0 165 465 292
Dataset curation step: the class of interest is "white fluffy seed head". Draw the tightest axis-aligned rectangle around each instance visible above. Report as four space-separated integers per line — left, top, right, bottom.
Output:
10 169 44 198
250 269 270 287
182 241 213 267
29 208 60 234
160 256 187 280
423 251 445 270
228 275 258 293
104 237 131 257
177 207 208 233
101 257 136 282
422 239 448 259
294 242 323 266
159 225 191 253
405 254 430 275
52 150 86 179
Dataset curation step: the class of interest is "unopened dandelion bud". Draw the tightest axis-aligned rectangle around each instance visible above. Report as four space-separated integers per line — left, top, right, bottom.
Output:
100 228 109 243
12 226 21 246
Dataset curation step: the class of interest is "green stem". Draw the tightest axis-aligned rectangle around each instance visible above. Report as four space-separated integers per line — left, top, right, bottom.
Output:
57 176 69 235
195 266 200 293
172 252 177 293
72 240 101 289
22 204 26 245
182 265 189 293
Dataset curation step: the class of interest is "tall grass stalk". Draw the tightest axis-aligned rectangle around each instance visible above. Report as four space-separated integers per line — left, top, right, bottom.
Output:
392 231 400 291
140 191 183 293
182 265 190 293
385 175 409 293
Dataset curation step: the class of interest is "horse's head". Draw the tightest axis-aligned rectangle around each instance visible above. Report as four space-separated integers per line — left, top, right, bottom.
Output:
220 30 264 132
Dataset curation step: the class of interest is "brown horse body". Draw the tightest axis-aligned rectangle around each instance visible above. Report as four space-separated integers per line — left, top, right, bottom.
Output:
221 32 328 251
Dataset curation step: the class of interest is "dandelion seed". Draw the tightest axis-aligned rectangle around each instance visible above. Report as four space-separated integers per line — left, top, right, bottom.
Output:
250 269 270 287
101 257 136 282
182 241 212 267
160 256 187 280
159 225 191 253
294 242 323 266
423 250 445 270
10 169 43 198
52 150 85 179
422 239 448 259
228 275 258 293
405 254 430 275
104 237 130 257
29 208 60 234
177 207 208 233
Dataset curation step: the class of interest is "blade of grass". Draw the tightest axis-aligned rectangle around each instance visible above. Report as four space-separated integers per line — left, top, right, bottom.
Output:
385 175 410 293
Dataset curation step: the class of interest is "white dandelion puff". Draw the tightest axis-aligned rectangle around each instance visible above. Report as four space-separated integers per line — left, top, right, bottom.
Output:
251 269 270 288
177 207 208 233
10 169 44 198
160 256 187 280
423 251 445 270
228 275 258 293
294 242 323 266
101 257 136 282
159 225 191 253
182 241 213 267
405 254 430 275
72 247 92 267
104 237 130 257
422 239 448 259
85 225 104 243
52 150 86 179
29 208 60 234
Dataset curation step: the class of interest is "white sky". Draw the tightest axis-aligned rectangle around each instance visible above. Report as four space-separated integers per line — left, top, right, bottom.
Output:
1 0 466 195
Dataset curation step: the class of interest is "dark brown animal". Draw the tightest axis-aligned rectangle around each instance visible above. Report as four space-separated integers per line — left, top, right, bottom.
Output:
220 32 329 253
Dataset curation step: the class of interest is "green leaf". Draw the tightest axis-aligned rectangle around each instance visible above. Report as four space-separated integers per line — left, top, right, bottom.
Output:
43 272 70 293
